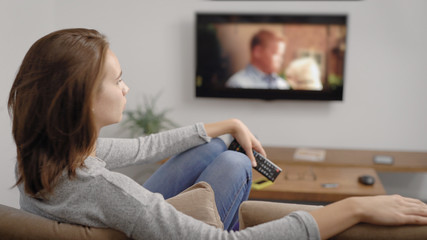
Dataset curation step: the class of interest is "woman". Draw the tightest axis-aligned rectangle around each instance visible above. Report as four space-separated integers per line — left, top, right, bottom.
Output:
8 28 427 240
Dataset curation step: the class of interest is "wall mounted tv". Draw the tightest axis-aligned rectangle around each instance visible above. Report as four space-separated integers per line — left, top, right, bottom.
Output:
195 13 347 101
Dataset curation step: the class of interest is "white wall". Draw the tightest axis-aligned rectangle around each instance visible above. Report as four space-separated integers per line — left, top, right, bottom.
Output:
0 0 56 208
1 0 427 207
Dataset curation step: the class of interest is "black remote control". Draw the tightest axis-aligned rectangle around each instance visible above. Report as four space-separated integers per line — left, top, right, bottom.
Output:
228 139 282 182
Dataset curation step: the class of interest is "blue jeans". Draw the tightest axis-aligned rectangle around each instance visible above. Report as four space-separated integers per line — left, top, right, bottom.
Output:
143 138 252 230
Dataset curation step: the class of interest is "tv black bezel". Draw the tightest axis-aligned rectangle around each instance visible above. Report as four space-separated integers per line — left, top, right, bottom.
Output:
195 12 348 101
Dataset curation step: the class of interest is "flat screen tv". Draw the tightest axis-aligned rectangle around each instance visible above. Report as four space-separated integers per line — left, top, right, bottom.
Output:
195 13 348 101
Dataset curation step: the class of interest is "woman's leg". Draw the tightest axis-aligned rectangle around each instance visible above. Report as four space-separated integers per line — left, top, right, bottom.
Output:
143 138 253 230
143 138 227 199
196 151 252 231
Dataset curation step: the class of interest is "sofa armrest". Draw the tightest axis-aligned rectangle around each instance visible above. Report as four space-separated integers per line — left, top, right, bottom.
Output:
0 203 130 240
239 200 427 240
0 182 221 240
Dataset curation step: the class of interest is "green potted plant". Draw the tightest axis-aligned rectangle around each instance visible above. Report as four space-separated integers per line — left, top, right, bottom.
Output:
122 92 178 137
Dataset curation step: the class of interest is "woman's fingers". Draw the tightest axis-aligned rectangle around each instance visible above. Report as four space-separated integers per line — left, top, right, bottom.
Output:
252 140 267 158
230 120 265 167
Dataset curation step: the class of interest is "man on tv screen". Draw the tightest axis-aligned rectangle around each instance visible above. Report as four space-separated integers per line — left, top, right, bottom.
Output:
225 30 290 90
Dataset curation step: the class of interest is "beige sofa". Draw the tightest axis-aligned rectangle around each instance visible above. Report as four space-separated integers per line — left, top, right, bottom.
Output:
2 182 427 239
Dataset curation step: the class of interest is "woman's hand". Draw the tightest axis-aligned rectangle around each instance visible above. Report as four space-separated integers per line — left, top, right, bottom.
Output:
354 195 427 226
204 118 266 167
311 195 427 240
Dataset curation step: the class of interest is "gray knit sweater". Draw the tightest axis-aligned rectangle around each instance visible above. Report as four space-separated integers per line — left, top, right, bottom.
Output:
18 123 320 239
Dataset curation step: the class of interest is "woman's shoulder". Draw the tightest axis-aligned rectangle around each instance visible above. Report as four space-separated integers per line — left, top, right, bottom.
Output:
76 156 107 176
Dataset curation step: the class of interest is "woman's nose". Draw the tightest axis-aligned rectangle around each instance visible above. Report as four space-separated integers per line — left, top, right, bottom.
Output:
123 83 130 95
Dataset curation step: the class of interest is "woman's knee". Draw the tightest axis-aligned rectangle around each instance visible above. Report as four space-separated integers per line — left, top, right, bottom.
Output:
197 138 227 156
216 150 253 178
175 138 227 166
209 138 228 151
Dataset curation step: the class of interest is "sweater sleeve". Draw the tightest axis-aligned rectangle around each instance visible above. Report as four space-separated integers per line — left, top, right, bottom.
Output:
94 170 321 240
96 123 211 169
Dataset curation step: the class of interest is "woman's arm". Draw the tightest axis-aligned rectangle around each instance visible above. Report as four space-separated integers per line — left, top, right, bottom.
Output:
204 118 266 167
311 195 427 240
97 124 210 169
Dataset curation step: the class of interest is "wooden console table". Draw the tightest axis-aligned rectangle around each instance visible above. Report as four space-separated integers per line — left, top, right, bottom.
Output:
249 163 385 203
263 146 427 172
248 146 427 202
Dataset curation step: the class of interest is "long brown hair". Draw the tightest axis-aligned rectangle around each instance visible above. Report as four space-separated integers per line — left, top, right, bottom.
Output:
8 28 109 197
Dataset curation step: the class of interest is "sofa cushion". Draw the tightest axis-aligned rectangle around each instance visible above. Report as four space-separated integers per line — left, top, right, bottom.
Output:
0 181 222 239
166 181 223 229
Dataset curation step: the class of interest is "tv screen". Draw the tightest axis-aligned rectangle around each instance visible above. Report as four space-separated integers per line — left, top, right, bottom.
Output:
195 13 348 101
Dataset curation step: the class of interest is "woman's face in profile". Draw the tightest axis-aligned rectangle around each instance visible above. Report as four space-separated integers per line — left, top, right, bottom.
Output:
92 49 129 130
